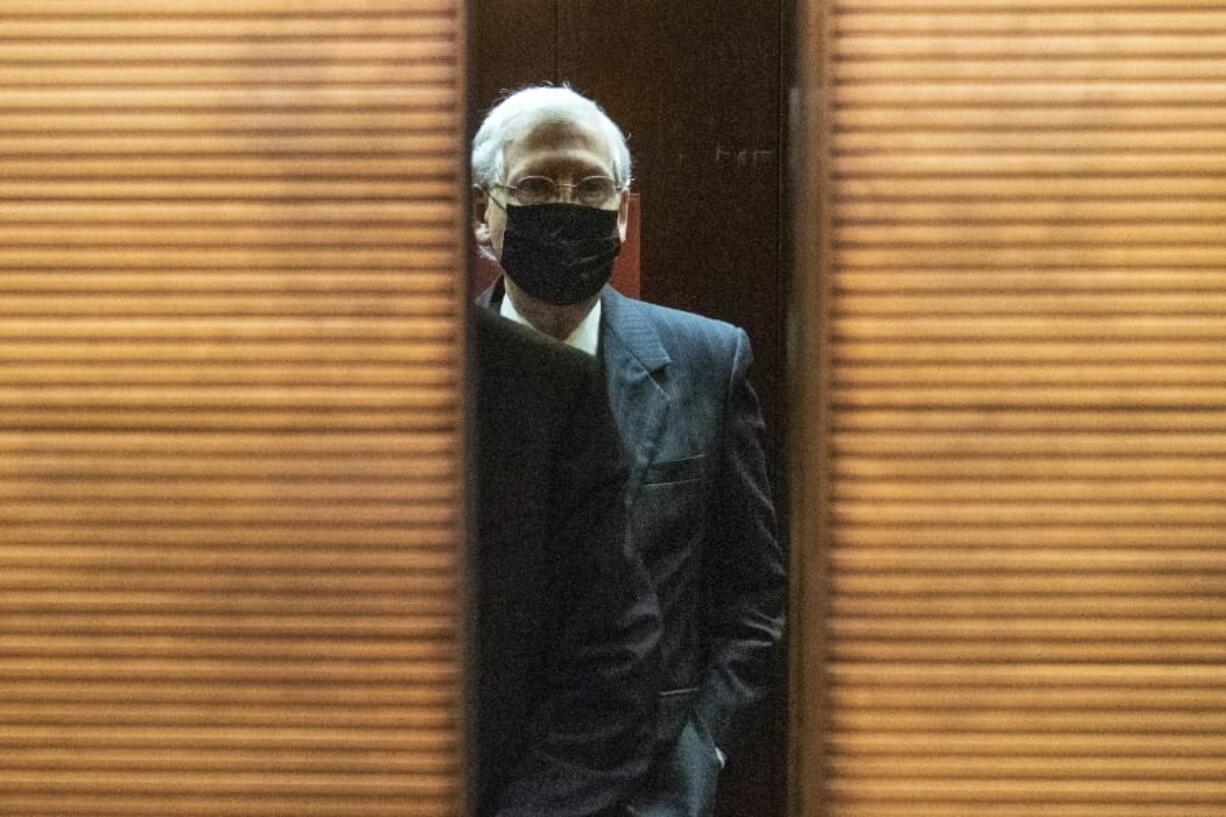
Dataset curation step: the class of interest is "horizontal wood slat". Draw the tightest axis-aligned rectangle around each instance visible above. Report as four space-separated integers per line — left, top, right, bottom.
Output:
0 87 455 108
0 0 453 11
834 175 1226 197
837 11 1226 32
0 16 453 38
814 0 1226 815
839 0 1226 7
0 110 455 132
836 131 1226 151
836 34 1226 57
0 40 453 62
838 57 1226 80
830 809 1226 817
0 3 465 817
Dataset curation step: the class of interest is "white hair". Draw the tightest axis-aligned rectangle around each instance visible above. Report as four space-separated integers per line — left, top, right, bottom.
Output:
471 85 632 189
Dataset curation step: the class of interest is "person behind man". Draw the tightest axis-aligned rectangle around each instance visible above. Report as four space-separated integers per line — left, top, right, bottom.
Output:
472 86 786 817
472 308 660 817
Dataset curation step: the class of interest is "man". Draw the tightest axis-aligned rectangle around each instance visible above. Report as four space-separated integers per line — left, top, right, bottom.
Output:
473 308 660 817
472 86 786 817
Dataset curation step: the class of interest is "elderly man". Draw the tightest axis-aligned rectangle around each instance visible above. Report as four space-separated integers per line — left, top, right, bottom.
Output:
473 86 786 817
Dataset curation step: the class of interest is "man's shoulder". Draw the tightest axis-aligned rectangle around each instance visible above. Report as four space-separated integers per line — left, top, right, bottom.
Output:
616 291 737 334
607 290 745 362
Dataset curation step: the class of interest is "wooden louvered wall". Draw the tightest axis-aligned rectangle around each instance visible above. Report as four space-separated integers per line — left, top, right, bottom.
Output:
0 2 467 815
793 1 1226 816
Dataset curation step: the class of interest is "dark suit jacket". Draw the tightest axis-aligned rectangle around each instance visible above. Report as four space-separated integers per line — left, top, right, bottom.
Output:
478 285 786 817
473 308 661 817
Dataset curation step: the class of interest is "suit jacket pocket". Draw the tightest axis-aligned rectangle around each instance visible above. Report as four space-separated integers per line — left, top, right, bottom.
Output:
656 686 699 743
643 454 704 485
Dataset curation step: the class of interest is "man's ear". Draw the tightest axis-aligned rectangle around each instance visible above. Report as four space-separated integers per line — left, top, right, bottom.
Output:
472 184 492 246
616 190 630 243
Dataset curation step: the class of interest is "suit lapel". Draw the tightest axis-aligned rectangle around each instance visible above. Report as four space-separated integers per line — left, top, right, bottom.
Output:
475 281 671 501
599 287 671 504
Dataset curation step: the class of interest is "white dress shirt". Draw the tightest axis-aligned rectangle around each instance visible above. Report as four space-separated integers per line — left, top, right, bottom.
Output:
500 291 602 357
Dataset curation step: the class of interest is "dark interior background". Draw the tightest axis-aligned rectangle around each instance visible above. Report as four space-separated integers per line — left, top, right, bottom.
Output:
470 3 791 815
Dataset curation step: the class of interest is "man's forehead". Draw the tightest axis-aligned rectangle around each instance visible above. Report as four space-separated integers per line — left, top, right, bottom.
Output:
504 113 611 158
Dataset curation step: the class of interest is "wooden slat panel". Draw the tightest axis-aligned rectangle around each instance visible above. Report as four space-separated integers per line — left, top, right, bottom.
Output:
800 0 1226 815
0 3 466 817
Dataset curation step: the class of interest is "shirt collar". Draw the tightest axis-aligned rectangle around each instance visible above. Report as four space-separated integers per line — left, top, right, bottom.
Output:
499 290 602 357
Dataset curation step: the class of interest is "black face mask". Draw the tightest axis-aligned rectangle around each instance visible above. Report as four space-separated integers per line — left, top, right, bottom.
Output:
498 202 621 306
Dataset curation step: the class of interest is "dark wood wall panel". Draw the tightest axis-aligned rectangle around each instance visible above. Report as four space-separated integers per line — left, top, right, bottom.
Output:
0 2 469 815
471 0 558 117
562 2 788 478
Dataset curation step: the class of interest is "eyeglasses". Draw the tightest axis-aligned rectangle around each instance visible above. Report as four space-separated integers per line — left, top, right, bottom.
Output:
490 175 621 207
